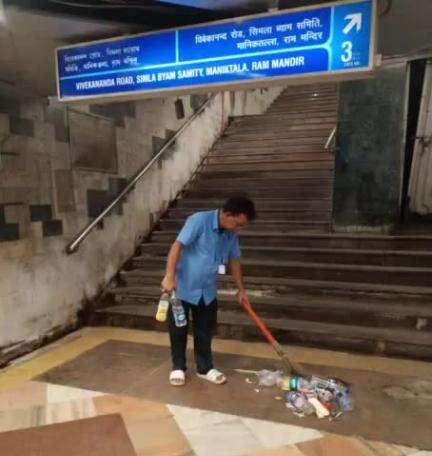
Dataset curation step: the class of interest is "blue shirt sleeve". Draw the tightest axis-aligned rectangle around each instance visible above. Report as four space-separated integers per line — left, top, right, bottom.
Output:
176 214 202 246
229 235 241 259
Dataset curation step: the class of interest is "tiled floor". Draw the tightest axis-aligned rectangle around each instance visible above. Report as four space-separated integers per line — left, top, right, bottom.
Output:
0 327 431 455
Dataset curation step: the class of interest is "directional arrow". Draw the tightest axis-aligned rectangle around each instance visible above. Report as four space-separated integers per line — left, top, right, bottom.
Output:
343 13 362 34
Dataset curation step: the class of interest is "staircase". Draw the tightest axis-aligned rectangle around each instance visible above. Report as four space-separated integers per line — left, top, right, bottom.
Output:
92 84 432 361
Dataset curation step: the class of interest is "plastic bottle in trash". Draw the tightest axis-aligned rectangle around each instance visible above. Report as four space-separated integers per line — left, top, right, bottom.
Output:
288 376 314 393
156 292 170 322
310 376 348 393
257 370 283 387
284 391 315 416
336 390 354 411
171 291 187 327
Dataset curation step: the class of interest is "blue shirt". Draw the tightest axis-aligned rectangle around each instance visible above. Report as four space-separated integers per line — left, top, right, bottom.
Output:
175 210 241 305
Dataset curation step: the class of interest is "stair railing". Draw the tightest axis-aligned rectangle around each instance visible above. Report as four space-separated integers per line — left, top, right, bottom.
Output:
324 126 337 152
65 94 217 255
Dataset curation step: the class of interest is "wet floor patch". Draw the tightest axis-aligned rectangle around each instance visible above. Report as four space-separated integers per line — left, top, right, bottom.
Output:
383 380 432 400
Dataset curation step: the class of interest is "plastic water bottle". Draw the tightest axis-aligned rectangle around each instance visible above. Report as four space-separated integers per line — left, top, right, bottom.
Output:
286 376 314 393
155 292 170 322
337 391 354 411
310 376 347 393
171 291 187 327
284 391 315 416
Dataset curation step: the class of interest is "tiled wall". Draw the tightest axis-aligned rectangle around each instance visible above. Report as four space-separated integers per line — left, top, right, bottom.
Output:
332 63 408 231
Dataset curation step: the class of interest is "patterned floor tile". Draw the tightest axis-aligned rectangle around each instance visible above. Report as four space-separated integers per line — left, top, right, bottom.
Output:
396 446 421 455
168 404 239 430
123 413 193 456
367 440 408 455
0 413 136 456
297 435 377 456
183 417 263 456
241 416 322 448
0 397 98 432
0 404 45 432
94 395 172 421
0 381 47 411
46 382 105 404
247 445 305 455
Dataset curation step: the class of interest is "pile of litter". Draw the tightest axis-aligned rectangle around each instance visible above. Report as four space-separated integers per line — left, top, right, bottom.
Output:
237 369 353 421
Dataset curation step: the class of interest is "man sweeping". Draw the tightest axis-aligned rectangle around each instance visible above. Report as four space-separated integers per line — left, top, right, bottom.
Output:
161 195 256 386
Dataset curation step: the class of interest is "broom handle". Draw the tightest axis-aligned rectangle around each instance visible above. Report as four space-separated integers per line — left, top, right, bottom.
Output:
242 299 308 376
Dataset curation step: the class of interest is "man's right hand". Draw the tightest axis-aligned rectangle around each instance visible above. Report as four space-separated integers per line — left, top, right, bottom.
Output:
161 275 176 293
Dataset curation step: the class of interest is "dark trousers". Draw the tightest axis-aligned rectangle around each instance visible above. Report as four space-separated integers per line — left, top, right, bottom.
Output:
168 298 217 375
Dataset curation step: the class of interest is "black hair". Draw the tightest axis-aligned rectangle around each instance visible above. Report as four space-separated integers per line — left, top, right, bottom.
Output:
222 195 256 221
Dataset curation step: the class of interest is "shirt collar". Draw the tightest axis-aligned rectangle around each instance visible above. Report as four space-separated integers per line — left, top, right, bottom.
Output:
212 209 221 232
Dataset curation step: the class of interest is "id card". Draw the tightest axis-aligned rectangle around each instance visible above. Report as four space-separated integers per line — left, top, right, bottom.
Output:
218 264 226 275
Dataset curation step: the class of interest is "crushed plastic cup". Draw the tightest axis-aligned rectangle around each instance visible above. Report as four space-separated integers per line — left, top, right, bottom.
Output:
284 391 315 416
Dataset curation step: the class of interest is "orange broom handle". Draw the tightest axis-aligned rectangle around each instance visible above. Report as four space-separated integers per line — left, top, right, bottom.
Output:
242 299 278 346
241 298 308 376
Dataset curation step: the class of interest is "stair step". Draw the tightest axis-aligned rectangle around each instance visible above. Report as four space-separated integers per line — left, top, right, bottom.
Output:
92 305 432 360
186 187 332 199
150 231 432 250
191 175 332 187
234 111 338 123
274 97 337 106
158 219 330 232
174 198 332 211
130 256 432 287
197 168 333 180
167 207 331 217
268 100 338 109
107 286 432 330
212 144 328 154
120 269 432 297
166 209 331 222
228 117 337 130
268 102 338 112
272 93 337 103
279 84 337 94
139 242 432 268
240 110 338 122
266 106 339 115
201 160 334 173
219 135 329 146
205 152 332 164
222 125 336 138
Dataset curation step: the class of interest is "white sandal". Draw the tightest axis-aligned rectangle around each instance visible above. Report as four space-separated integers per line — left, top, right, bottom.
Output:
197 368 227 385
170 370 185 386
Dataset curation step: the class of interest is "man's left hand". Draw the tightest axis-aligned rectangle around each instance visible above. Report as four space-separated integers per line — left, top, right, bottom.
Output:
236 289 249 307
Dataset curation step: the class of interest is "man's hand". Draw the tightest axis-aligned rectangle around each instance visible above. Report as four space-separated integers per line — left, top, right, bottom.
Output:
236 289 249 307
161 275 176 293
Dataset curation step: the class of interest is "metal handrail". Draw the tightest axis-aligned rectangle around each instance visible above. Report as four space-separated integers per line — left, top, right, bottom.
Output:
66 94 217 254
324 126 337 151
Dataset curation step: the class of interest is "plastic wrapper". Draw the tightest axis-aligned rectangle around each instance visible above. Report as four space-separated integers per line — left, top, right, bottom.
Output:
256 370 284 387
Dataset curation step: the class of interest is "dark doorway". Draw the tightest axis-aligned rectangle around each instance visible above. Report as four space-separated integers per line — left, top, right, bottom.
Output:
400 58 427 224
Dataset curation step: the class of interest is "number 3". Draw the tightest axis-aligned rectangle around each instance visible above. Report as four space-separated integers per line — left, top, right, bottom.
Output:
341 41 353 63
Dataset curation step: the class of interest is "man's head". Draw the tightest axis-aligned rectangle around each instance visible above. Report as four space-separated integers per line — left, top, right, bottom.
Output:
219 195 256 233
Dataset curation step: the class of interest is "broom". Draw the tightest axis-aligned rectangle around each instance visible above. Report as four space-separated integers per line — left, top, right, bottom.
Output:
242 298 309 377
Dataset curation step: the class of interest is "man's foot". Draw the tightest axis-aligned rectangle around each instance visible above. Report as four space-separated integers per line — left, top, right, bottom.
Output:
197 368 227 385
170 370 186 386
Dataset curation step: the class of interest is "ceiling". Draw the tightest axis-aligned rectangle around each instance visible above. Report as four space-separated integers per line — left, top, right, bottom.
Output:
0 0 431 99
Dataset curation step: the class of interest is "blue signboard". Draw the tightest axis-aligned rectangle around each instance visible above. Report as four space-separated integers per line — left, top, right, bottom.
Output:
56 0 376 101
